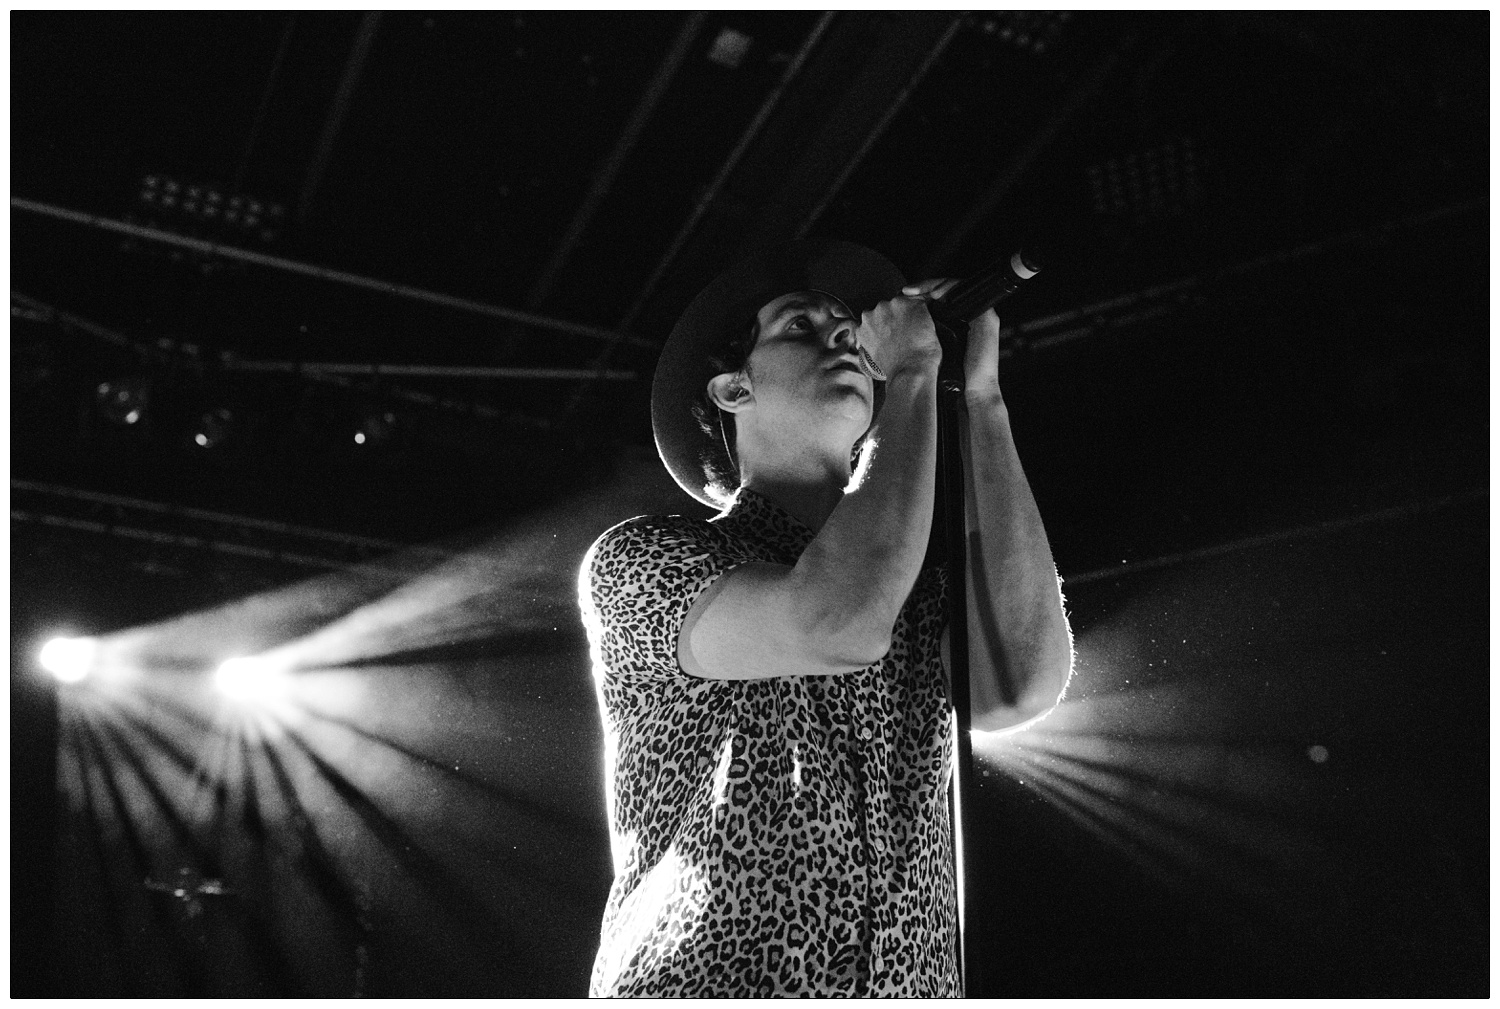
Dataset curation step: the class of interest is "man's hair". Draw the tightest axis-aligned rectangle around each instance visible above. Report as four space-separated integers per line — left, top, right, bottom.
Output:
690 320 759 507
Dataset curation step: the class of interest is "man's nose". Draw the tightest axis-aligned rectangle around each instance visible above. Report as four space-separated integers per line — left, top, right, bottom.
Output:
825 320 856 351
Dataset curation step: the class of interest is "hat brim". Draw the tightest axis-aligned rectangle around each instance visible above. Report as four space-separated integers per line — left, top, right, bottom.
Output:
651 240 907 508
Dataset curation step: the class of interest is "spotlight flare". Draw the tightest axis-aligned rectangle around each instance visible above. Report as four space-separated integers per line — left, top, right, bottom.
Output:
214 656 290 704
39 636 98 683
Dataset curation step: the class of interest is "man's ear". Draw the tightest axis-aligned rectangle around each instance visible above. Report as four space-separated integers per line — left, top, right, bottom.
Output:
706 371 751 413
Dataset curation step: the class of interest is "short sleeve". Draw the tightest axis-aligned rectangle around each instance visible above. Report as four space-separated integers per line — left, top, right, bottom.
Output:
900 561 951 665
579 515 729 682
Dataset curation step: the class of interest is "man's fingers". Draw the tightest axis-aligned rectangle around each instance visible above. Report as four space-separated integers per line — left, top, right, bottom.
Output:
900 280 944 297
858 286 944 375
900 278 960 300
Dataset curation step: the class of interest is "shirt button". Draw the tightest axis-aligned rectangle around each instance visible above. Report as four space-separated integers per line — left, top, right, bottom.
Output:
875 836 887 853
873 954 885 974
860 726 874 741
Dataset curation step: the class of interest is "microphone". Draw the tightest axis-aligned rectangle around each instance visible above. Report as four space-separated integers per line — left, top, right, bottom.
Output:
931 249 1042 327
852 248 1045 383
929 248 1044 389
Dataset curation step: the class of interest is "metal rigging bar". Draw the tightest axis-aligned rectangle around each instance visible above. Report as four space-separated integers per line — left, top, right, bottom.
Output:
12 478 455 574
613 11 839 335
297 12 383 223
792 16 966 240
919 31 1139 277
11 197 654 349
527 12 709 309
995 199 1486 356
12 290 563 428
12 290 635 381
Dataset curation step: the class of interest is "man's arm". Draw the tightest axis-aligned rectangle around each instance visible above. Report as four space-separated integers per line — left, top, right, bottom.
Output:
955 305 1074 729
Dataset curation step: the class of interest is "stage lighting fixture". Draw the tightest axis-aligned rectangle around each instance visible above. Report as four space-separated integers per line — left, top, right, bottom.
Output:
136 174 286 243
214 657 289 705
352 409 398 449
707 27 753 68
1088 136 1203 223
972 11 1071 54
95 379 150 425
191 408 235 449
39 636 98 683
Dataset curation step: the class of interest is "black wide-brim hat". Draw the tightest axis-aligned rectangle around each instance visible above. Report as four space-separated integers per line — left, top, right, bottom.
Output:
651 239 907 508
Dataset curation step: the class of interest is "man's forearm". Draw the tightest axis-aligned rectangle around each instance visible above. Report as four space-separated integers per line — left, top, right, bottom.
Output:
796 366 939 656
960 389 1073 726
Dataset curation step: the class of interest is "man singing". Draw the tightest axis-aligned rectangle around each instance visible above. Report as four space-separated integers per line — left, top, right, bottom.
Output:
578 240 1072 996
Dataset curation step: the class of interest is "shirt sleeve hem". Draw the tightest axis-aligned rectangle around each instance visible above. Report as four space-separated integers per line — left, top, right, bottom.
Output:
675 565 737 678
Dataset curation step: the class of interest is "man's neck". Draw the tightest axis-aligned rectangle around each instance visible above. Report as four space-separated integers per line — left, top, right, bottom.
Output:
734 416 862 531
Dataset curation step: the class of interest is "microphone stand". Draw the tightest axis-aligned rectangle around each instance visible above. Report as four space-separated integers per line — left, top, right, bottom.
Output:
926 251 1040 997
932 311 983 997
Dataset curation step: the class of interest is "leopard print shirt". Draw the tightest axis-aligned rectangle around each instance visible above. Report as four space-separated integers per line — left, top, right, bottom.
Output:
578 489 958 997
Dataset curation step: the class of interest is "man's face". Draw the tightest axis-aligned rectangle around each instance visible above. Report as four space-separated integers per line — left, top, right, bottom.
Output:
743 290 874 433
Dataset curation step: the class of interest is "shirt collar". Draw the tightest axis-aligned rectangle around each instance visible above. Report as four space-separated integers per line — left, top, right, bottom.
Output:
715 487 815 551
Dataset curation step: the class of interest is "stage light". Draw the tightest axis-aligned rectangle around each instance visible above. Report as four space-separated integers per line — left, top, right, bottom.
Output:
214 657 290 705
973 705 1056 739
39 636 98 683
352 409 398 450
707 27 753 68
134 174 285 242
191 408 235 449
95 379 150 426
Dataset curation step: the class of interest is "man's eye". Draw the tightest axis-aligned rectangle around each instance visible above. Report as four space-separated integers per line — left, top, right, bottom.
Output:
787 315 813 332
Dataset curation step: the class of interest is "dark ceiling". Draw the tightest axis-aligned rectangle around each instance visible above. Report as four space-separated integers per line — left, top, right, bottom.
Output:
11 10 1489 582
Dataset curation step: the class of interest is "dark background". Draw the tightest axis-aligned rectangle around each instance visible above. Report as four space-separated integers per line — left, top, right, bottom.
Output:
11 11 1488 996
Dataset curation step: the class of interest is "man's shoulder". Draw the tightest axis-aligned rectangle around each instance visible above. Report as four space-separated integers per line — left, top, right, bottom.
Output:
582 512 737 627
591 511 719 545
587 512 725 568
